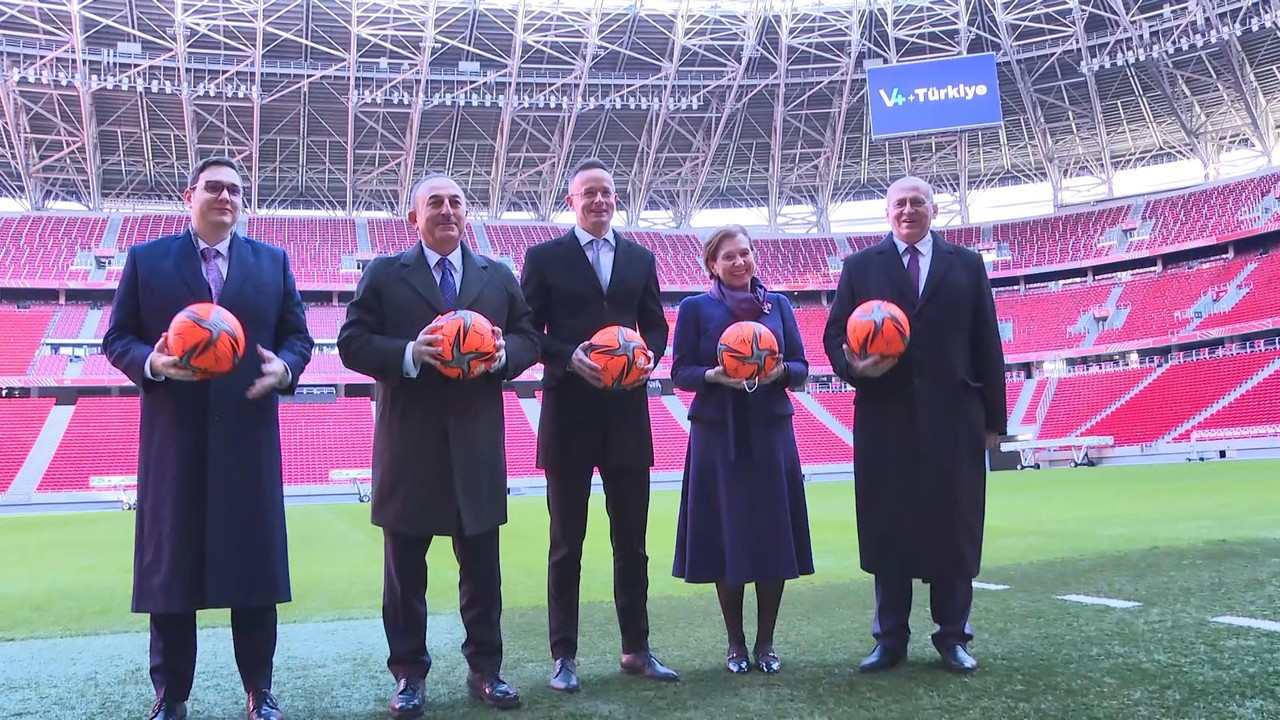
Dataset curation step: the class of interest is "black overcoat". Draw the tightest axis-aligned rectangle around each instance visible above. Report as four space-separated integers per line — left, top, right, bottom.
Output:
336 243 539 537
822 233 1006 579
103 230 313 613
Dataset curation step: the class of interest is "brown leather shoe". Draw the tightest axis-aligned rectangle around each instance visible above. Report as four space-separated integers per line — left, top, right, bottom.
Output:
619 651 679 682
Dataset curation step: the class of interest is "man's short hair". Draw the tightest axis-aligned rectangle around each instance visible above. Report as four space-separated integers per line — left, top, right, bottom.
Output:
187 156 242 189
568 157 611 187
410 171 465 205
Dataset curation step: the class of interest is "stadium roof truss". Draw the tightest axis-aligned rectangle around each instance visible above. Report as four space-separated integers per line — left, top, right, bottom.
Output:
0 0 1277 231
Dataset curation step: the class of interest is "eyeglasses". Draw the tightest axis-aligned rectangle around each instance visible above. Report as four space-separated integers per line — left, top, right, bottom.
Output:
571 189 615 201
190 180 244 198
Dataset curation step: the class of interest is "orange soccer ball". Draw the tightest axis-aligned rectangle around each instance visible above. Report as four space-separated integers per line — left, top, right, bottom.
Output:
717 321 781 381
167 302 246 379
585 325 654 389
845 299 911 359
432 310 499 380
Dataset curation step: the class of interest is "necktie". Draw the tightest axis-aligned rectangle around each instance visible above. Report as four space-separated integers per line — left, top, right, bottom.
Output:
436 257 457 310
201 246 225 304
905 244 921 298
591 237 609 291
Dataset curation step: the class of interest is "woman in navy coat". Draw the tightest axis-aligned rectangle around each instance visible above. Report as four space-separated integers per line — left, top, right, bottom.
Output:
671 224 814 675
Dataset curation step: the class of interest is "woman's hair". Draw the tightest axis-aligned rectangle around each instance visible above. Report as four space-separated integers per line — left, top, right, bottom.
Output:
701 224 752 278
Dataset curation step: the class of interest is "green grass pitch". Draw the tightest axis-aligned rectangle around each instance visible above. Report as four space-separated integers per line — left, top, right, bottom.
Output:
2 460 1278 718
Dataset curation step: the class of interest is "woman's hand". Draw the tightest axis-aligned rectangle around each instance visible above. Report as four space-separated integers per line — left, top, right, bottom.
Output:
758 361 787 386
704 366 746 390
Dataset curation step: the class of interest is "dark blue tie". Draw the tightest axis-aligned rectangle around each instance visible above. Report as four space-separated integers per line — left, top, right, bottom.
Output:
436 257 457 310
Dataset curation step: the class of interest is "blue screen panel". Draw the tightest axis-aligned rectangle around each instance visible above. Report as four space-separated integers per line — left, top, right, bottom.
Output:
866 53 1004 139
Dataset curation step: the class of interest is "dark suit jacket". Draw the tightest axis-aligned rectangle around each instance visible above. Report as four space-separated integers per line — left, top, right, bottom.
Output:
337 243 539 537
519 229 669 469
103 229 313 613
821 232 1006 579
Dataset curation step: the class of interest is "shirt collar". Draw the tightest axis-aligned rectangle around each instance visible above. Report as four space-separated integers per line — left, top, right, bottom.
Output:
421 242 463 273
892 232 933 257
574 225 613 247
192 230 232 255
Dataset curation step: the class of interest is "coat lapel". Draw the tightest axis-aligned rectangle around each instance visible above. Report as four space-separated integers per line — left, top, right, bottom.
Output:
874 234 918 310
217 232 251 308
399 243 446 315
918 232 954 310
173 228 210 301
604 230 632 302
560 231 605 298
455 243 489 311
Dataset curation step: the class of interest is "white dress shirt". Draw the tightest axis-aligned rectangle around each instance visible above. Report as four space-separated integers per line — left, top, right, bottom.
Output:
573 225 615 290
403 242 505 377
892 232 933 297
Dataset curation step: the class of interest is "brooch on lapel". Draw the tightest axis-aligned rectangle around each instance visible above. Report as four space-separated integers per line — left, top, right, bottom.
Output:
762 300 772 315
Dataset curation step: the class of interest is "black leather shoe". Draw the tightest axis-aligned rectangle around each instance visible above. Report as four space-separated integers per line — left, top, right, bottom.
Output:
939 644 979 674
858 644 906 673
147 699 187 720
389 677 426 719
548 657 580 693
247 689 284 720
620 651 680 682
467 673 521 710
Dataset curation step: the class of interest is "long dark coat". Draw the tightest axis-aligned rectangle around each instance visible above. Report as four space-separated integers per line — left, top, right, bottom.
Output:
822 233 1006 580
519 230 669 470
336 243 539 537
670 291 814 585
103 230 313 613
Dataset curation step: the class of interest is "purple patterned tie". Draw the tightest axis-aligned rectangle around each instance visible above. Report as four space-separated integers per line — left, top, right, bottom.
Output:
905 244 921 298
201 246 225 304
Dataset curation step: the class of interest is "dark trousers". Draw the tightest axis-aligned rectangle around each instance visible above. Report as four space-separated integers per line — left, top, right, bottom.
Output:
383 527 503 681
149 606 277 702
546 464 651 659
871 575 974 651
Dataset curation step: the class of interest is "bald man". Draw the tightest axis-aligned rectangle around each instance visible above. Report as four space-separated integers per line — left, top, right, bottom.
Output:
822 176 1007 675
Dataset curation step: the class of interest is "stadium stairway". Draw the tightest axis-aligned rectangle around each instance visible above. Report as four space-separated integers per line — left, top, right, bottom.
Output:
1157 356 1280 446
5 405 74 503
517 397 541 433
355 219 372 254
1191 260 1262 332
792 392 853 444
1008 377 1040 435
80 307 103 338
470 221 494 255
1030 375 1057 439
662 394 691 432
1078 285 1126 348
101 215 123 250
1072 363 1171 438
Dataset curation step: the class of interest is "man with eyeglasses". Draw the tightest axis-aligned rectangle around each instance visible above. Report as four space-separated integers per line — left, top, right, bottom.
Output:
821 176 1006 676
519 157 676 693
104 156 313 720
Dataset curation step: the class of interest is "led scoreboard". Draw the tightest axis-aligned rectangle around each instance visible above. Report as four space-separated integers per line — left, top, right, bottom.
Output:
866 53 1004 139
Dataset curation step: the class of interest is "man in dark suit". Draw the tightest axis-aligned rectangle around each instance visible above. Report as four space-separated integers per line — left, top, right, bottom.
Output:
337 172 539 717
822 176 1006 675
104 156 313 720
519 158 677 692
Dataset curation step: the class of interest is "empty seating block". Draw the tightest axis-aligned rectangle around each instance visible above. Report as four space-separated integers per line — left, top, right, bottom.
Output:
116 215 189 250
0 398 55 494
1178 368 1280 439
1140 173 1280 251
483 224 562 274
790 395 852 466
246 216 356 286
278 397 374 485
502 394 541 480
40 397 140 492
367 219 478 257
0 304 56 375
305 305 348 339
1198 255 1280 332
30 354 69 378
993 205 1129 271
996 283 1111 355
0 215 107 283
754 236 840 287
648 397 690 471
1083 350 1280 445
48 304 90 339
1037 366 1154 440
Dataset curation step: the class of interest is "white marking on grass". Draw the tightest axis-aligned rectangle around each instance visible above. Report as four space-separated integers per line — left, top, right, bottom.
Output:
1210 615 1280 633
1056 594 1142 609
972 581 1010 590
